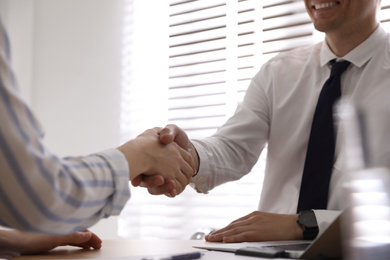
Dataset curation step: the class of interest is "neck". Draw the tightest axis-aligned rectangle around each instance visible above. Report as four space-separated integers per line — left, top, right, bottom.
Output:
325 22 379 57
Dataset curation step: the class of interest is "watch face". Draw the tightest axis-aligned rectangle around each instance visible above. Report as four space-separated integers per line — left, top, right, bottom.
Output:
300 211 318 228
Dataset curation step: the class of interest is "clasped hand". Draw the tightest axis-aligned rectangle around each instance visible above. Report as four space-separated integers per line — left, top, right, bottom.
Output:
119 126 196 197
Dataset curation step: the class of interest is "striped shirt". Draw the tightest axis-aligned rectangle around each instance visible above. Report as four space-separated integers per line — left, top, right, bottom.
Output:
0 20 130 234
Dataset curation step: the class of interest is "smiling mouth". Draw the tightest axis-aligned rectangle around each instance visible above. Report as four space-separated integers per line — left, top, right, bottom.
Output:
313 2 340 10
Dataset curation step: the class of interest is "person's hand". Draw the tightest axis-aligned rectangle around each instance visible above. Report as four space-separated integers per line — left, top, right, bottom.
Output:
159 124 193 152
0 229 101 258
131 174 176 197
131 124 199 197
118 127 196 197
205 211 302 243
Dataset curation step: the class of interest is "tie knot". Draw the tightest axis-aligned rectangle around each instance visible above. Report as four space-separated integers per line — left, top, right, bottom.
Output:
330 60 350 77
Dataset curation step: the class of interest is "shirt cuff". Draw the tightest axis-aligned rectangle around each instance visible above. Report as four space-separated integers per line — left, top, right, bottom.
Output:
96 149 131 216
312 210 342 236
189 140 212 194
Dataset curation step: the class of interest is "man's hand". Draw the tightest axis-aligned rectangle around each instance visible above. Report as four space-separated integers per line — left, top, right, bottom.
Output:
159 124 192 151
0 229 101 258
131 125 199 197
205 211 302 243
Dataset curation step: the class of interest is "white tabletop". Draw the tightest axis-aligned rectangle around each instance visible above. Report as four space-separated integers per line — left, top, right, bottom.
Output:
13 239 293 260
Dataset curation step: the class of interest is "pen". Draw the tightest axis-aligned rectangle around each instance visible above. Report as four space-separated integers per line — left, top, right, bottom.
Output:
142 252 202 260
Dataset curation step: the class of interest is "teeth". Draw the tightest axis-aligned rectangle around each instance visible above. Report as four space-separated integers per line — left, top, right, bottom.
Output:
314 2 337 10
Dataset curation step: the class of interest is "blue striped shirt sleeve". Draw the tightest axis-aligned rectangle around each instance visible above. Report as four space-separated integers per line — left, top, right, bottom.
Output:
0 20 130 234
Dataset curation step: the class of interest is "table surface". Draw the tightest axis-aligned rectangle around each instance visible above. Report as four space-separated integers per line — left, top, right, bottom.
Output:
12 239 291 260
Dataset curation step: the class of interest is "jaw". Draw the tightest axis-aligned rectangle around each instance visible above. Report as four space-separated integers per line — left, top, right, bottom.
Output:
307 1 343 32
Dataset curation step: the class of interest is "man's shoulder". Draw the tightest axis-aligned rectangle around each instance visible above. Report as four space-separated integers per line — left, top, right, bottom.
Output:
260 41 322 72
271 42 321 63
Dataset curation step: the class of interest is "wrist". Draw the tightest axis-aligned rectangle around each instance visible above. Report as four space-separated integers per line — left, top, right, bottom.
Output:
117 139 145 180
293 214 304 239
189 142 200 175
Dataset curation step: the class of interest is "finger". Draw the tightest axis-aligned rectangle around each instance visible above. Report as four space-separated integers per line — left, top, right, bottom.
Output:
173 167 189 192
163 179 177 197
147 186 173 196
67 231 102 249
206 216 252 238
165 179 176 192
204 233 223 242
222 231 260 243
84 231 102 249
205 224 253 243
150 175 165 186
63 231 92 247
159 124 177 144
135 175 165 189
131 175 142 187
174 178 186 196
152 127 163 133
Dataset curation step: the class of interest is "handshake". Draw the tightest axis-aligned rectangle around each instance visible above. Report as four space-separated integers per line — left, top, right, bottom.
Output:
117 124 198 197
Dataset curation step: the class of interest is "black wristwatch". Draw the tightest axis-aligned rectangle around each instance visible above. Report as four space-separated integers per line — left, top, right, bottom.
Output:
297 210 319 240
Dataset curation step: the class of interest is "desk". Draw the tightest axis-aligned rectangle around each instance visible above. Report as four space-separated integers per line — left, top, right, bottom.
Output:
13 239 290 260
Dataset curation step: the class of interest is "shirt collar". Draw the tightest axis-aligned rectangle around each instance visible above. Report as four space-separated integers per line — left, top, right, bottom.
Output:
320 25 387 68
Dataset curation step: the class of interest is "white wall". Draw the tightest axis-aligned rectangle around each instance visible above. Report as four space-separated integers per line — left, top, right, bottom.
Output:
32 0 123 156
3 0 123 155
2 0 125 238
0 0 34 104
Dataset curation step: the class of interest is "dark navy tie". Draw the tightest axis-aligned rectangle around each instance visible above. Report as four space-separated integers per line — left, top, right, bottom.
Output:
297 60 351 212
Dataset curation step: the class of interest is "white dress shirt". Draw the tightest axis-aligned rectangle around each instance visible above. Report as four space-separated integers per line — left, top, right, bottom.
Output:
0 20 130 234
191 25 390 233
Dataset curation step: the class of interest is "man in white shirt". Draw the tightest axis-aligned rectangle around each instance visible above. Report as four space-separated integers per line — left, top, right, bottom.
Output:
135 0 387 242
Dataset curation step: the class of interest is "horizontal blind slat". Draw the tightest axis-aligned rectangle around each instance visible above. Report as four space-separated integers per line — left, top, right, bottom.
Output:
169 4 226 26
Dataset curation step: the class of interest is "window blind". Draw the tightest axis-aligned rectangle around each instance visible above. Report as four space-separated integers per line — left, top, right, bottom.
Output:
167 0 314 139
119 0 390 240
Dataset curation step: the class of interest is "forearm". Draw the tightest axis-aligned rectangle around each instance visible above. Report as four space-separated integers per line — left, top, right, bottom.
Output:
190 135 262 194
0 148 130 234
190 97 268 193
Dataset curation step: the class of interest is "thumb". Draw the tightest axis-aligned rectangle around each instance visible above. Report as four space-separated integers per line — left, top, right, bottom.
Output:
160 124 190 150
66 231 93 245
159 125 176 144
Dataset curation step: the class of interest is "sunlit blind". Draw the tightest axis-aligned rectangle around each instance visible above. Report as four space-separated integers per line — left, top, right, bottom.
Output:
118 0 390 240
167 0 316 139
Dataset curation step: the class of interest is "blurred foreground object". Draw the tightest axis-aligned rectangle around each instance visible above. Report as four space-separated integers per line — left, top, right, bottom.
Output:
337 100 390 260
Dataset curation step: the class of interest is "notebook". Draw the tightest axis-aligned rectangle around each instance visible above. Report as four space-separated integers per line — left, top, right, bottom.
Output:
193 212 342 259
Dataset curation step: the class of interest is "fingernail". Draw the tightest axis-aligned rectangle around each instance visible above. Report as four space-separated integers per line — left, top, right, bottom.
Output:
223 237 231 243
